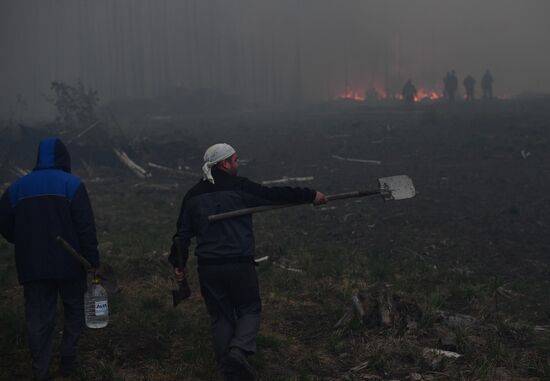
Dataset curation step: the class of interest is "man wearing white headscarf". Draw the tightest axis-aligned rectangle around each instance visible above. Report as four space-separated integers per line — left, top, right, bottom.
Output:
169 143 326 380
201 143 236 184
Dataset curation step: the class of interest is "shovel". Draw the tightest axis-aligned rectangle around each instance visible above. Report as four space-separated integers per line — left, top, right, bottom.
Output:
171 238 191 307
56 236 119 294
208 175 415 222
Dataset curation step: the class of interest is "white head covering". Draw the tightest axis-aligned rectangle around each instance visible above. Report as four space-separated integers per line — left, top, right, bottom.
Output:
202 143 236 184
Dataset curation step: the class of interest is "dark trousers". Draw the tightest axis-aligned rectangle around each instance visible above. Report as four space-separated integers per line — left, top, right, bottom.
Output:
23 277 85 381
198 262 261 368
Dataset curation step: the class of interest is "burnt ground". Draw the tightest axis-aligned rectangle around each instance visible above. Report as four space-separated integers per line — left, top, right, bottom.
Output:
1 99 550 380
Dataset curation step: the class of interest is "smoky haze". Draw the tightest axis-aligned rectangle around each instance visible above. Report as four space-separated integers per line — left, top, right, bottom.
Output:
1 0 549 117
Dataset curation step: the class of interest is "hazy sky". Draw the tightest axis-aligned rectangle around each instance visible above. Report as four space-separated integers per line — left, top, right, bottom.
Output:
1 0 549 117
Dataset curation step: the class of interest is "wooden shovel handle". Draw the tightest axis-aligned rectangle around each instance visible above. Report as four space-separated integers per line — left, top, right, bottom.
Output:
208 190 381 222
326 190 380 202
55 236 92 270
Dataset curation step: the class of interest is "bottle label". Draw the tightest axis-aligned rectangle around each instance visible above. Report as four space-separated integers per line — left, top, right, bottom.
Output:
95 301 108 316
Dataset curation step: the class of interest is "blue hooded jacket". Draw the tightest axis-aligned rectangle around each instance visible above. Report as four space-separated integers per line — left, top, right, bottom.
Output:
0 137 99 284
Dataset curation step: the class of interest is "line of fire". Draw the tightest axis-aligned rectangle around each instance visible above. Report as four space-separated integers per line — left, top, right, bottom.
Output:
337 86 442 102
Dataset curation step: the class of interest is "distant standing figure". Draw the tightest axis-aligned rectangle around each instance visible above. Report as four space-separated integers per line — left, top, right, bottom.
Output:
463 75 476 101
448 70 458 102
481 70 494 99
443 72 451 100
0 138 99 381
402 79 417 102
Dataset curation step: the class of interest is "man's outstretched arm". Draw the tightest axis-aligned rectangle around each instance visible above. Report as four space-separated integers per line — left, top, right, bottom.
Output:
240 177 327 206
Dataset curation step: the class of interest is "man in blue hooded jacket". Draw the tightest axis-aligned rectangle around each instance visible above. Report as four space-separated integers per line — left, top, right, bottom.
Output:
0 137 99 380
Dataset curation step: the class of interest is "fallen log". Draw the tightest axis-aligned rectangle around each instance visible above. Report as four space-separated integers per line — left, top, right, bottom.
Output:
496 286 522 299
262 176 314 185
332 154 381 165
254 256 269 264
423 348 462 359
423 347 462 370
12 167 30 177
274 262 303 273
147 162 200 178
131 182 179 191
348 361 370 373
436 310 479 328
113 149 151 178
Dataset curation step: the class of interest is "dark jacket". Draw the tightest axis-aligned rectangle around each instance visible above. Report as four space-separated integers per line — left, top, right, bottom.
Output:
0 138 99 284
170 169 316 267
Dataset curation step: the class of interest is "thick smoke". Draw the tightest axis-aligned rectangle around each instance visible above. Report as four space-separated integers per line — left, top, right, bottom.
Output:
0 0 549 116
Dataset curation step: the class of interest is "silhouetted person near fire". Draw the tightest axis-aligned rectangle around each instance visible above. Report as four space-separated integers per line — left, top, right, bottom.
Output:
481 69 494 100
463 75 476 101
444 70 458 102
443 72 451 100
402 80 417 102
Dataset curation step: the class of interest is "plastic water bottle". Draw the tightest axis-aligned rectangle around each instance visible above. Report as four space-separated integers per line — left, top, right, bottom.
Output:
84 277 109 328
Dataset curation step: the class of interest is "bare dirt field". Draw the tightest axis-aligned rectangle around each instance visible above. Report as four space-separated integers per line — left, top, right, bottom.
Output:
1 98 550 380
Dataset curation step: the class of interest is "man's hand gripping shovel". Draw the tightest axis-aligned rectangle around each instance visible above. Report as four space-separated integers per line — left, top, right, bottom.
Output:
55 236 119 293
172 239 191 308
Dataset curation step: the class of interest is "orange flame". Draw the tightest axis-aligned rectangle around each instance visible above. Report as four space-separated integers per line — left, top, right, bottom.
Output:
336 86 441 102
336 86 387 101
414 88 442 102
337 89 365 101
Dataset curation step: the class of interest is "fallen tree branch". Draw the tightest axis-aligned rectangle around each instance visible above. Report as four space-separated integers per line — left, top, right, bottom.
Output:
332 154 381 165
114 149 151 178
69 120 101 143
262 176 314 185
131 182 178 191
497 286 522 299
423 348 462 359
254 256 269 264
147 162 200 178
352 294 365 320
436 310 479 328
334 309 352 329
274 262 303 273
349 361 370 373
12 167 30 177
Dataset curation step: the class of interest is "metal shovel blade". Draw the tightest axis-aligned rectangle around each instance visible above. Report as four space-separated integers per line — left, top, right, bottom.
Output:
378 175 416 201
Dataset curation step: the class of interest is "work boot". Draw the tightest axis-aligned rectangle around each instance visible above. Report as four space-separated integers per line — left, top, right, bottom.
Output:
223 347 256 381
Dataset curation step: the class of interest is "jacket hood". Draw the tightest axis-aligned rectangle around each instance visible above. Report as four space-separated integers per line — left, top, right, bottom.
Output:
35 137 71 172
